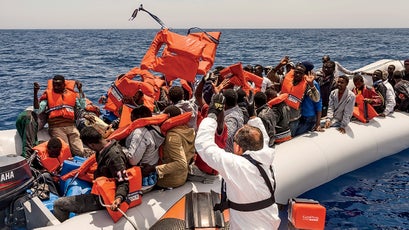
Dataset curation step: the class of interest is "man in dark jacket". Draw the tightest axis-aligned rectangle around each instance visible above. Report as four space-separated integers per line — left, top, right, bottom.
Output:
53 126 130 222
254 91 276 147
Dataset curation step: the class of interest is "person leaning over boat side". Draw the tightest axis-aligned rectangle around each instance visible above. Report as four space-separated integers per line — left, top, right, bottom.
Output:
393 71 409 112
34 75 86 157
280 62 320 137
324 75 356 134
53 126 130 222
195 93 280 230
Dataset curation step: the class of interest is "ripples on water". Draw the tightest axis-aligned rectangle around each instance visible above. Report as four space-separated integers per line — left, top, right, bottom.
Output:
1 29 408 130
1 28 409 228
302 149 409 229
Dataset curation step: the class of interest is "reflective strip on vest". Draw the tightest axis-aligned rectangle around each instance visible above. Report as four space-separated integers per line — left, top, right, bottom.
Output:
110 82 124 102
46 104 74 114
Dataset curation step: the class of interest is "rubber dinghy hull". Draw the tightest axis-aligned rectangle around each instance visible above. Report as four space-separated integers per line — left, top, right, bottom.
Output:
273 112 409 204
1 114 409 228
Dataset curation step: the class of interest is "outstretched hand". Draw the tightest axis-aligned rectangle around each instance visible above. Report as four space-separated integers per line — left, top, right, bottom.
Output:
305 72 315 86
34 82 40 93
214 78 230 94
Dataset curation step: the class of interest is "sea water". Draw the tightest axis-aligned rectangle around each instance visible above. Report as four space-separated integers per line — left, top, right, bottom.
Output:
1 29 408 229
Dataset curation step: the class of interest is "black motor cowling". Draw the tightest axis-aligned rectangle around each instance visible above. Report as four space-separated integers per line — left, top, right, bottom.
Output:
0 154 34 209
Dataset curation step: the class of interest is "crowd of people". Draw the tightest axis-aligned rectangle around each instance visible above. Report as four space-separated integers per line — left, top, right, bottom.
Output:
15 56 409 228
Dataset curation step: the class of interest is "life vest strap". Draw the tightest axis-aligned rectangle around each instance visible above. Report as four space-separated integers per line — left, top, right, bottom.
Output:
187 27 220 44
45 104 74 114
214 154 276 212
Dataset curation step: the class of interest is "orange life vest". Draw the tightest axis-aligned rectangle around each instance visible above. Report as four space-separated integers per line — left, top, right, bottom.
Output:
122 67 164 101
33 138 72 174
91 166 142 223
187 29 221 75
104 75 155 116
267 93 288 107
60 154 97 182
280 70 307 110
353 94 378 123
117 96 156 128
84 98 100 116
108 113 169 141
141 29 205 83
219 62 262 94
160 111 193 135
43 79 78 120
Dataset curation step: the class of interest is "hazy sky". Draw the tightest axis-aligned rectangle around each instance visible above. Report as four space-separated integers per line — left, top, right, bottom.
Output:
1 0 409 29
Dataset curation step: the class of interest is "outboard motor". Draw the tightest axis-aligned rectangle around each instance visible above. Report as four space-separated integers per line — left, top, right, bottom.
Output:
0 154 34 229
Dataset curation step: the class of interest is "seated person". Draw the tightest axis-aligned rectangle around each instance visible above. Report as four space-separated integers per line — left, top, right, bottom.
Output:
32 137 72 176
324 75 356 134
254 91 276 147
124 105 164 167
149 105 195 189
53 126 130 222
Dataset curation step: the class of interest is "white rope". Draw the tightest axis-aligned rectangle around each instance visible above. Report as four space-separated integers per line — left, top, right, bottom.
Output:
98 195 138 230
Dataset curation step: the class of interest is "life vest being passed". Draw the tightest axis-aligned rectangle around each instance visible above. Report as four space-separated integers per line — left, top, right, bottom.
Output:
91 166 142 223
353 94 378 123
104 74 155 117
42 79 78 120
108 113 169 141
60 154 97 183
187 28 221 75
122 67 165 101
219 62 263 94
33 138 72 174
268 93 292 143
141 29 206 83
280 70 307 110
117 96 156 128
